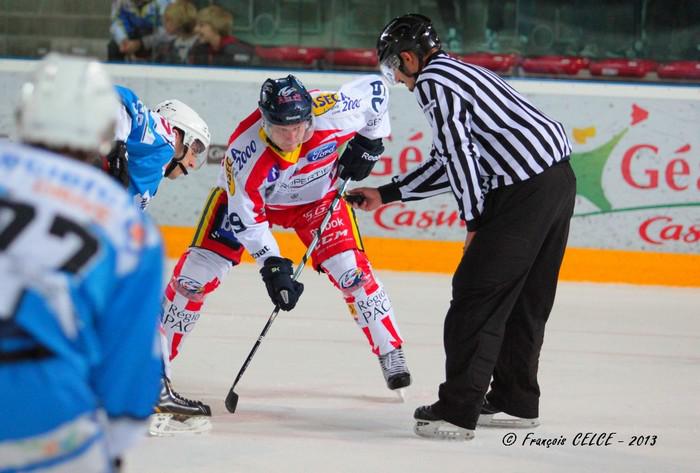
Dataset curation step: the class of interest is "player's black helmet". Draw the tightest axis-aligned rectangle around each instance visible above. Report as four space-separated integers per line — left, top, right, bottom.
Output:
376 14 441 83
258 75 313 126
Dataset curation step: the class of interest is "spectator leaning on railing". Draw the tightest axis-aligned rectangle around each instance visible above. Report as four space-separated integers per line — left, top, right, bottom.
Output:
109 0 172 62
188 4 256 67
154 0 198 64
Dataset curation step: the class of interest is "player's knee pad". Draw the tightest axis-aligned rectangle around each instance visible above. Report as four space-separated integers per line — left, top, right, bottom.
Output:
161 249 230 362
322 249 379 298
164 248 230 307
322 250 403 353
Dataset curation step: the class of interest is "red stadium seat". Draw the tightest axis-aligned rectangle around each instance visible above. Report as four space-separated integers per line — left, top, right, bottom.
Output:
324 48 378 68
589 59 657 78
657 61 700 80
458 52 519 73
254 46 326 66
520 55 589 75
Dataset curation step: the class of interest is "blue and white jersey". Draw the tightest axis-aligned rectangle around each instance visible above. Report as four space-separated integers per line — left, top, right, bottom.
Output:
115 85 175 210
0 141 163 470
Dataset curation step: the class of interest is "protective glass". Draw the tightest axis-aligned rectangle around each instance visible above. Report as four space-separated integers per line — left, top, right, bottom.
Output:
184 136 207 168
264 117 314 151
379 54 401 85
189 138 206 155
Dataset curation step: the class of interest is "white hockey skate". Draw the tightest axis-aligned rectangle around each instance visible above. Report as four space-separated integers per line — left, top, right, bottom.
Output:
413 405 475 441
378 347 411 401
149 377 212 436
476 399 540 428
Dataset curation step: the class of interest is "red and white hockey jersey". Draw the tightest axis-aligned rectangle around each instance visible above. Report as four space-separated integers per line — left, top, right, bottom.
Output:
217 75 391 264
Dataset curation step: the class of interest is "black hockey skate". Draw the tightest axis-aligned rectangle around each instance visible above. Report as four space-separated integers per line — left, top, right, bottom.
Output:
149 377 212 436
477 398 540 428
378 347 411 400
413 404 475 441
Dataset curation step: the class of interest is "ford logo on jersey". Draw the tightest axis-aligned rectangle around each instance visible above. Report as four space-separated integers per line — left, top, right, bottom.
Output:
306 142 337 162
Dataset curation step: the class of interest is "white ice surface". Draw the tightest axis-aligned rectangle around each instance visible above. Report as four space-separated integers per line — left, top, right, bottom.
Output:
125 262 699 473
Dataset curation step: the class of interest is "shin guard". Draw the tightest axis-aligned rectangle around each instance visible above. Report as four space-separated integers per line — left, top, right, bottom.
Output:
323 250 403 356
160 249 229 364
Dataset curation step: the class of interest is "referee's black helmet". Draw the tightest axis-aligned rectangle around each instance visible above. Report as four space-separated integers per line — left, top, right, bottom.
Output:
377 14 441 62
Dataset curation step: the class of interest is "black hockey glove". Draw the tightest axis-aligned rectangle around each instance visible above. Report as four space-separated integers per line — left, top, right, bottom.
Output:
260 256 304 311
338 134 384 181
105 140 129 188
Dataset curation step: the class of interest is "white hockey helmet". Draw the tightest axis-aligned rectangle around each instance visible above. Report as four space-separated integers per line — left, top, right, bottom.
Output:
15 53 119 156
154 99 211 165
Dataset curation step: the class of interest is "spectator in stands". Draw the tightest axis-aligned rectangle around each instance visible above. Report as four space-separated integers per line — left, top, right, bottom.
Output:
188 4 256 67
109 0 172 62
154 1 198 64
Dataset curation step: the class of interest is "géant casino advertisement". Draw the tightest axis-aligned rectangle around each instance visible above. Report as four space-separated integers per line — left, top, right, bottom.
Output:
1 62 697 254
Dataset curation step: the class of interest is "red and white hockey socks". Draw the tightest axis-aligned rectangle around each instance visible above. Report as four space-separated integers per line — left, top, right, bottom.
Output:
160 249 229 371
323 250 404 356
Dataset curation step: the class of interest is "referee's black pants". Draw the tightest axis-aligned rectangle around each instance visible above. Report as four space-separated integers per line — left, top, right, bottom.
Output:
437 160 576 430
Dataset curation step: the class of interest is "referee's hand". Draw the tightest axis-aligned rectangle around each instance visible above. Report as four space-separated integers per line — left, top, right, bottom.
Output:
463 231 477 253
346 187 381 211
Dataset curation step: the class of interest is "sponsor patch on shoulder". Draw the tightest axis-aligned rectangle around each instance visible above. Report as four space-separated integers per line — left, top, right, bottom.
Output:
312 93 340 116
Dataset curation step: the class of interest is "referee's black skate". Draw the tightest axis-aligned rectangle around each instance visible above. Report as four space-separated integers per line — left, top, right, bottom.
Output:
149 377 212 436
378 347 411 400
413 404 475 441
477 398 540 428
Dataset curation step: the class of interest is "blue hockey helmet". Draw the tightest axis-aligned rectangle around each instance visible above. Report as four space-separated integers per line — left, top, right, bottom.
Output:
258 75 313 126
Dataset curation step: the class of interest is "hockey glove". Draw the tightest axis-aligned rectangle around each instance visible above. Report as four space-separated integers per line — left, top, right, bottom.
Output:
260 256 304 311
338 134 384 181
104 140 129 188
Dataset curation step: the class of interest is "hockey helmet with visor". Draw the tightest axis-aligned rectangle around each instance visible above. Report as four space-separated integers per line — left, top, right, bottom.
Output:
258 75 314 151
16 53 119 157
376 13 441 84
155 99 211 170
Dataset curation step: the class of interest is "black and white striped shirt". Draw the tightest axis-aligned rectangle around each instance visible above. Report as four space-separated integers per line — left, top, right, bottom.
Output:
379 51 572 230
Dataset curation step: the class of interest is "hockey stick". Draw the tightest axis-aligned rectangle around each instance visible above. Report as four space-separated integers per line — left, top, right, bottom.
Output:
225 177 351 413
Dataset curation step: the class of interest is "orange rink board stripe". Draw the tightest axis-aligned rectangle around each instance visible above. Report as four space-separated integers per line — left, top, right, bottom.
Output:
160 225 700 287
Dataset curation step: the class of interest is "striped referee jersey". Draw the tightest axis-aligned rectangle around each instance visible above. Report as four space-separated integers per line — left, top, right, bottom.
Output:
379 51 572 230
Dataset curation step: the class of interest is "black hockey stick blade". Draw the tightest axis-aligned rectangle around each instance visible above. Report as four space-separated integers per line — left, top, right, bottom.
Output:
225 389 239 413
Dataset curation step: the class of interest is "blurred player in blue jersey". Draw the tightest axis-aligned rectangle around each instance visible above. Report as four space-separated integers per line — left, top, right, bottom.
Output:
104 86 214 435
105 85 211 210
0 54 164 472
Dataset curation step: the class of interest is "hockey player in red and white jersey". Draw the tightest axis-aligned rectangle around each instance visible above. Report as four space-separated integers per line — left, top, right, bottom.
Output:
159 74 411 420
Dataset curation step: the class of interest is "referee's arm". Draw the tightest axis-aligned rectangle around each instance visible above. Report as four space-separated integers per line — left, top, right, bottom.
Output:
377 150 451 203
416 77 485 231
